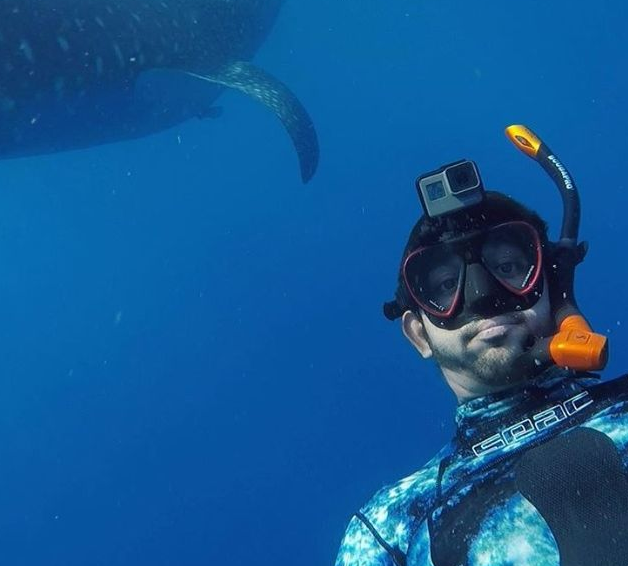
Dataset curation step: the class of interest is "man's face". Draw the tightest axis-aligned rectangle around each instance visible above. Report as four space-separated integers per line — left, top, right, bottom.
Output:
407 274 555 392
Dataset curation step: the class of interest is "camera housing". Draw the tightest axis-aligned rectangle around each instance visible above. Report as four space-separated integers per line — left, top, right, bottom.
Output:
416 160 485 218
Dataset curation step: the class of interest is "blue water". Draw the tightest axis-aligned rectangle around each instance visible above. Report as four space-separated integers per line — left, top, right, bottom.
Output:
0 0 627 564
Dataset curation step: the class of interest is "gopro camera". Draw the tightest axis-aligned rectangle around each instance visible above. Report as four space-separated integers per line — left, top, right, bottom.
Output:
416 160 485 218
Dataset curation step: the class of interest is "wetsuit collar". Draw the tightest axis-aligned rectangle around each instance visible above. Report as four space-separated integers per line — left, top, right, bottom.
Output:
454 368 600 453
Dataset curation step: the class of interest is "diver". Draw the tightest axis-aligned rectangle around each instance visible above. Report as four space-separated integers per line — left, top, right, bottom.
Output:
335 126 628 566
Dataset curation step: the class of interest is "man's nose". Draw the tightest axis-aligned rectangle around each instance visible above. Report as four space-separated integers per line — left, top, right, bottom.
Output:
463 262 514 317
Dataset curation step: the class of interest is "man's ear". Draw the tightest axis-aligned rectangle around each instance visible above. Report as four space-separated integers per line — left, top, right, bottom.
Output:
402 311 433 359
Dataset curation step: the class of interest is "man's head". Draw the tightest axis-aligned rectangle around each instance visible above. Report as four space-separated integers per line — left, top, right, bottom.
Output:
386 192 557 401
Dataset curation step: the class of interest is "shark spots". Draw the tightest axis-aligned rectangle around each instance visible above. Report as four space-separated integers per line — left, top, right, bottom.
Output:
19 39 34 63
54 77 66 97
57 36 70 52
112 42 124 67
0 96 15 112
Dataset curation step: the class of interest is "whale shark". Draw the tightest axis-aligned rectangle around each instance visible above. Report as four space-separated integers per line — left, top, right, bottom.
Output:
0 0 319 182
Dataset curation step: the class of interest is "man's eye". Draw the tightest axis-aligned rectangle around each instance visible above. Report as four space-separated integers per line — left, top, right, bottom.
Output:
438 278 458 292
496 262 515 275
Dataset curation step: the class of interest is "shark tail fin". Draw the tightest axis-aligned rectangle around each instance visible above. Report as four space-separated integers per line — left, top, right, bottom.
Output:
187 62 319 183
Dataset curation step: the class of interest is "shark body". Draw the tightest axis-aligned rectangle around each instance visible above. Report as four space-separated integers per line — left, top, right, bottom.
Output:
0 0 319 182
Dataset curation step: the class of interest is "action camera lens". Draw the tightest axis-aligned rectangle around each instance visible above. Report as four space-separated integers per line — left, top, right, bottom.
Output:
446 162 479 194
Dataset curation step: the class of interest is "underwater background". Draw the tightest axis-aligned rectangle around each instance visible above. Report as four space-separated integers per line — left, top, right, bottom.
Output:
0 0 626 564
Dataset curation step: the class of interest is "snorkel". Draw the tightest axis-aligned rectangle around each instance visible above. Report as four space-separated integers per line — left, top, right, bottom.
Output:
505 125 608 373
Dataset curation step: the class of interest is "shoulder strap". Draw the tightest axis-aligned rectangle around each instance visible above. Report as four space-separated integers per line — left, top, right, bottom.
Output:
354 511 407 566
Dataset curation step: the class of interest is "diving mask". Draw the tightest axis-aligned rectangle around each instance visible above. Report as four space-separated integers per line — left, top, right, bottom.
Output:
403 221 544 329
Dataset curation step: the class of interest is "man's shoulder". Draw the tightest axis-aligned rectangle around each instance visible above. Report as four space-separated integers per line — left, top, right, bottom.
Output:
582 374 628 451
357 443 452 539
335 444 452 566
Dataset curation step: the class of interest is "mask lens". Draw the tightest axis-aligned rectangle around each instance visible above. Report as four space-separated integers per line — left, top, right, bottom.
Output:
481 222 542 293
404 246 465 316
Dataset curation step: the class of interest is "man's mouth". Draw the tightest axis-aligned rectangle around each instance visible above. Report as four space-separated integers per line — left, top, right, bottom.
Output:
470 316 524 342
474 324 517 341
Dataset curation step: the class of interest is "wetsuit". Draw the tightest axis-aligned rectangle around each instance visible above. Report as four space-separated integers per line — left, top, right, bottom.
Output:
335 369 628 566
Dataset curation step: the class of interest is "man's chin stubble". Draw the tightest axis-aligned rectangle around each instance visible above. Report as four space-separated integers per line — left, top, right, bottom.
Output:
474 345 527 385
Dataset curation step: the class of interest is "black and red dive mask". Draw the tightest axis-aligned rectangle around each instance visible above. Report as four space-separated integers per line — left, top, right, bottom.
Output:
402 221 544 330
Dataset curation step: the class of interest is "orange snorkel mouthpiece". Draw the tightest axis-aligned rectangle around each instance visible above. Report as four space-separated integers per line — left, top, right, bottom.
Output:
550 315 608 372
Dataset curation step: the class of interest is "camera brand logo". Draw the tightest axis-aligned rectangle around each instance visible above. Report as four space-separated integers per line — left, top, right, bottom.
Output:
472 390 592 458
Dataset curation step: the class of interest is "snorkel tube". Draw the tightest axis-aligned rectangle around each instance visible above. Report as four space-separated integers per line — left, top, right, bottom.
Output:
505 125 608 372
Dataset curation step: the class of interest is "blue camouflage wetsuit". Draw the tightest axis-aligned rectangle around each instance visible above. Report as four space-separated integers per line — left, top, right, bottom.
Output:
335 369 628 566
